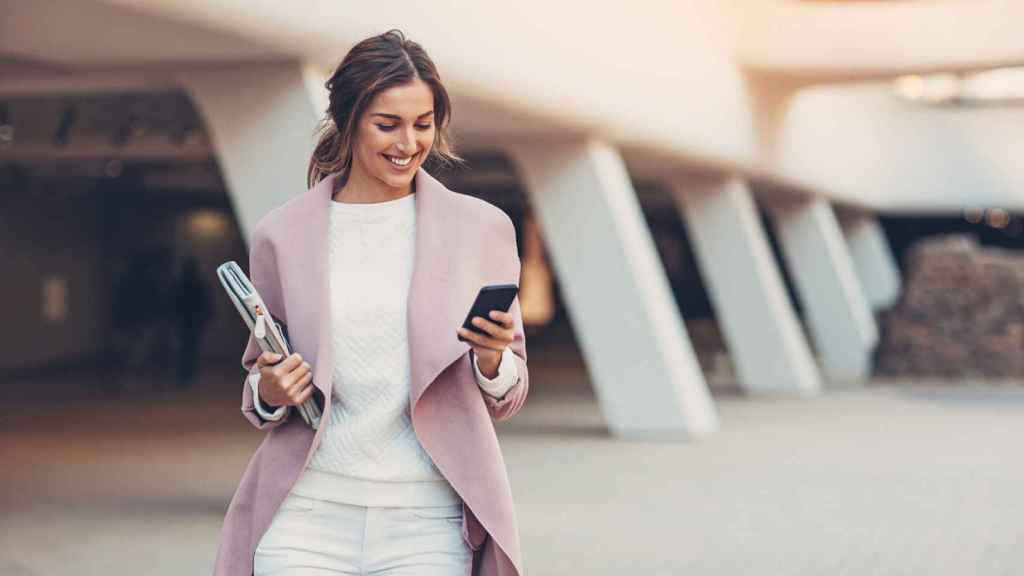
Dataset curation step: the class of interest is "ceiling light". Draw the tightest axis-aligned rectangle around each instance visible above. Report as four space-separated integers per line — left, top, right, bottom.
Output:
894 66 1024 106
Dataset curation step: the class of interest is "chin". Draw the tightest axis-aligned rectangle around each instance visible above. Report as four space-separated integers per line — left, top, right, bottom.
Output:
378 174 413 190
376 168 417 190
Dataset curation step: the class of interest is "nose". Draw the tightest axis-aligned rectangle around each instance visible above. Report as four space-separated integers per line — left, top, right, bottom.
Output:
395 126 415 154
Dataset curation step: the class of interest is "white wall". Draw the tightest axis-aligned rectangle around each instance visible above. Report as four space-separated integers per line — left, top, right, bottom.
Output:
769 83 1024 212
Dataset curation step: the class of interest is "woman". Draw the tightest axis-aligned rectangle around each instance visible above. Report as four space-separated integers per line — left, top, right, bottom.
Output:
213 30 529 576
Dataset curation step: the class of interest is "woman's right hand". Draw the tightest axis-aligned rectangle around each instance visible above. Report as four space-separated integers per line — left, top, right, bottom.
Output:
256 352 314 408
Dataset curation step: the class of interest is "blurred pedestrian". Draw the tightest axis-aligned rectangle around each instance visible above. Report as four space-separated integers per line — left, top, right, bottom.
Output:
172 255 212 387
107 246 174 386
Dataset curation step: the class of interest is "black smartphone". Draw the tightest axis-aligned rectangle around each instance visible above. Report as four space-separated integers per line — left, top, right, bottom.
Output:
458 284 519 340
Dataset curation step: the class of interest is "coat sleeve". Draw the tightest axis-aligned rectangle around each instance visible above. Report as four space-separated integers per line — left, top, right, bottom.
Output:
239 226 292 431
481 217 529 421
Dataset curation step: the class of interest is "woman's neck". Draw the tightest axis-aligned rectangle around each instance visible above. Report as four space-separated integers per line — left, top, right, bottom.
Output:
332 164 413 204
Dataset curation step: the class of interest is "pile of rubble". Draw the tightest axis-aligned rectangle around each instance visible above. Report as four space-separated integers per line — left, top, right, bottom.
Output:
875 235 1024 378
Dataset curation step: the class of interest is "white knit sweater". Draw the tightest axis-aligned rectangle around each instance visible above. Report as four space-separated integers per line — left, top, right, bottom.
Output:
251 191 518 507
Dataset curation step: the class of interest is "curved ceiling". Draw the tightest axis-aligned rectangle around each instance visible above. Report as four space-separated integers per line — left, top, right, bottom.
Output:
7 0 1024 211
722 0 1024 83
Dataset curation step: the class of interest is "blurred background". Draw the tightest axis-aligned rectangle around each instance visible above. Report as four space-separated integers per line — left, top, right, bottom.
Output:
3 1 1024 574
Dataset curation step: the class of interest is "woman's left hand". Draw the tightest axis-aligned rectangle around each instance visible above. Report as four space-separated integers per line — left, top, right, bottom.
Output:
457 310 515 379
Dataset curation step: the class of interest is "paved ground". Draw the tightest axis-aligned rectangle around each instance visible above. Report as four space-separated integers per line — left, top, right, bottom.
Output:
3 343 1024 575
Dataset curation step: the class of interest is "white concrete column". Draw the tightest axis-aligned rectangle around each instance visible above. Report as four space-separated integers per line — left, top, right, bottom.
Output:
181 62 328 240
672 176 821 395
508 139 718 438
839 212 902 310
770 198 878 382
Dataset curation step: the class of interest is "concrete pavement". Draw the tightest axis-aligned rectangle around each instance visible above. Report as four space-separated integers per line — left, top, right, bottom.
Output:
2 347 1023 575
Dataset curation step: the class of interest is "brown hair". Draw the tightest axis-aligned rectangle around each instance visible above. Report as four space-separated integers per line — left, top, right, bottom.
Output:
307 30 461 189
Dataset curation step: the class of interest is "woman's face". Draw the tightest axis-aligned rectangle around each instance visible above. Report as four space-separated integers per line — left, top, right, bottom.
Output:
351 78 436 191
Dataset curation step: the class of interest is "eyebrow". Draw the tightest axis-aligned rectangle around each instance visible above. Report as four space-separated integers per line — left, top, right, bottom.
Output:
371 111 434 121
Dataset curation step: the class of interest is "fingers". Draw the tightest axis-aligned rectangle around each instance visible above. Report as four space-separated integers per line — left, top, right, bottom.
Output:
456 311 514 351
262 353 301 378
488 310 515 328
277 353 304 374
285 361 312 390
258 352 298 372
457 325 508 351
286 372 314 405
290 377 313 403
470 314 514 343
256 351 283 368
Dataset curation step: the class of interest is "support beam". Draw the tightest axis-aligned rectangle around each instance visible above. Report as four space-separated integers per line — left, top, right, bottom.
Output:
0 139 212 162
673 176 821 395
181 62 326 240
839 212 902 310
0 69 174 97
770 198 878 382
508 139 718 438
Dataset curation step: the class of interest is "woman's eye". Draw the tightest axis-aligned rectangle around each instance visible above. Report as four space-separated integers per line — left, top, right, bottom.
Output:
376 123 431 132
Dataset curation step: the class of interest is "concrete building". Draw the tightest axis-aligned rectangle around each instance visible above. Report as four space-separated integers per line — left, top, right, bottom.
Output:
3 0 1023 438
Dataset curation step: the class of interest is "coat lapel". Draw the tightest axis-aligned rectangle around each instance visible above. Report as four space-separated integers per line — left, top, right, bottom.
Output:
299 173 337 402
407 169 473 408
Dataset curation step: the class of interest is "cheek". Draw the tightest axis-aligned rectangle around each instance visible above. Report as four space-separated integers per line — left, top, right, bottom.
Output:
418 131 435 156
356 141 374 163
361 130 389 156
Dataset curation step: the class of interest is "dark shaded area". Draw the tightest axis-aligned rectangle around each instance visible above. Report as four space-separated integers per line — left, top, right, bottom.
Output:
879 213 1024 267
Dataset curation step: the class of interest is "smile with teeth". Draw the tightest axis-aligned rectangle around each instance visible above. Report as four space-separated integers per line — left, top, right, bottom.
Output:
385 154 413 167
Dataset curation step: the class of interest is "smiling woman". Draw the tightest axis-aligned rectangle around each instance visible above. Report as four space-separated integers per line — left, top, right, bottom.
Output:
215 29 529 576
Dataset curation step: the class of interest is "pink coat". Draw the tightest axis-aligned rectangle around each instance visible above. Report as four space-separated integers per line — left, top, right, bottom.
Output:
213 169 529 576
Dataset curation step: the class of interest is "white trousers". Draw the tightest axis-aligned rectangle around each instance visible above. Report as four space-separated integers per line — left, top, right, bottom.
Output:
254 492 473 576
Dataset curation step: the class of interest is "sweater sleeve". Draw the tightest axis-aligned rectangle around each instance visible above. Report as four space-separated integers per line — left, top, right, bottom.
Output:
471 347 520 399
